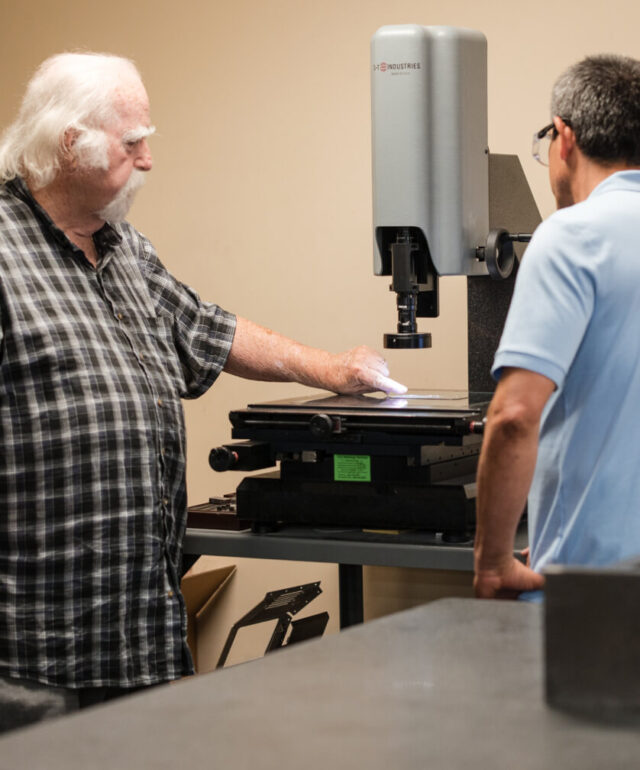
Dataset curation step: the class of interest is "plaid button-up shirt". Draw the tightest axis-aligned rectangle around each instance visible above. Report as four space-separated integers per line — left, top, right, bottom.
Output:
0 177 236 688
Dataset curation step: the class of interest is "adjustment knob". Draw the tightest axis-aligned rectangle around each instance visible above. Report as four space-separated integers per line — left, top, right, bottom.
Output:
209 447 238 472
310 413 334 438
484 228 515 280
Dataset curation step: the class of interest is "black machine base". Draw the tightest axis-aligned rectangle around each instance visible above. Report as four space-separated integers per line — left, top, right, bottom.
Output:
237 471 476 537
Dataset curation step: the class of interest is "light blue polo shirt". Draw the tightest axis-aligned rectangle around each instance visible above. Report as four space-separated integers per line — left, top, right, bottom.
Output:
493 171 640 573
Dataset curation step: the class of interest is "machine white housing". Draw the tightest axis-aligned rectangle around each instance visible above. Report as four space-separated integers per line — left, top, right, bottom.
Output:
371 25 489 277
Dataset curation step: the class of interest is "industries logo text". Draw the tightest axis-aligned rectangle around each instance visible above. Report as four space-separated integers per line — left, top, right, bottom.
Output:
373 62 421 73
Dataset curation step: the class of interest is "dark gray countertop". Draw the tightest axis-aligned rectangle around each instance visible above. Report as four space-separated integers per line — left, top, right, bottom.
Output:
0 598 638 769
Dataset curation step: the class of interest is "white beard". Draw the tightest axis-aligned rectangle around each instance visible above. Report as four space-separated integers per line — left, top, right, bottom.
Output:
97 169 146 223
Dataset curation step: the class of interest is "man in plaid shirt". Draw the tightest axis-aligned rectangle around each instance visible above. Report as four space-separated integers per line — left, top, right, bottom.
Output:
0 52 405 732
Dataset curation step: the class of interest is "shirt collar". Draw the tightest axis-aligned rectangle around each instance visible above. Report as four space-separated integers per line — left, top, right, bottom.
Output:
588 169 640 199
5 175 123 259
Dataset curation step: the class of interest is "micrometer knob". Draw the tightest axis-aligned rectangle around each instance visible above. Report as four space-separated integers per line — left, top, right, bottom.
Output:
209 446 238 472
484 228 515 280
310 413 334 438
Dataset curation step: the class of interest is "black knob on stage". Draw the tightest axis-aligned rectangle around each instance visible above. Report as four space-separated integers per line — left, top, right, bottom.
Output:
469 419 486 435
310 413 334 438
209 446 237 471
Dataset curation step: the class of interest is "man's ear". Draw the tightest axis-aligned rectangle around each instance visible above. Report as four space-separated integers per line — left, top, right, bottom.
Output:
553 117 576 163
60 128 80 171
61 128 80 165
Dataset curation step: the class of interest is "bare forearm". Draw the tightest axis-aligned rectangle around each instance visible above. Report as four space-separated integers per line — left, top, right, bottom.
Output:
473 369 554 598
474 415 538 571
223 316 406 395
224 317 325 385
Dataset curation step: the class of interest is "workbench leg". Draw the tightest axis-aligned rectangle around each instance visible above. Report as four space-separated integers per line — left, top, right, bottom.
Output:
338 563 364 629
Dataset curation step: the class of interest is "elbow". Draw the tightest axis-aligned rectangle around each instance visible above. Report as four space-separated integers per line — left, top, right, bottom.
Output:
487 401 540 442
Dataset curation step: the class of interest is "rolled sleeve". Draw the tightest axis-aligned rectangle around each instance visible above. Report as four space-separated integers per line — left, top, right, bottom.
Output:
492 351 566 387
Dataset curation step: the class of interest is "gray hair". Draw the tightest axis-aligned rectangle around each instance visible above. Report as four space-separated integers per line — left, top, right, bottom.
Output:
551 54 640 165
0 52 143 189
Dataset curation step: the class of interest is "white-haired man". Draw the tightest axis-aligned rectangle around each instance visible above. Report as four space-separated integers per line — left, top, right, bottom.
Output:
0 52 406 731
474 55 640 600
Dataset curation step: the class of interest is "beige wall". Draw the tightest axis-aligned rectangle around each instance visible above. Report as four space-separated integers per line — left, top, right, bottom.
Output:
2 1 639 616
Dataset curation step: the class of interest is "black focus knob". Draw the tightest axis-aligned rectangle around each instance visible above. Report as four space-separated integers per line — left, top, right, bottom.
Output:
209 446 237 472
484 228 515 280
310 413 334 438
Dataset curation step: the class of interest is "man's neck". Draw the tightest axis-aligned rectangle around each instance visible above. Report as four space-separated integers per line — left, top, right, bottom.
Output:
27 176 105 267
28 176 105 242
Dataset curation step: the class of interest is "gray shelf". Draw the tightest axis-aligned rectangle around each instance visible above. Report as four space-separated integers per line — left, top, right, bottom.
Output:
184 525 528 571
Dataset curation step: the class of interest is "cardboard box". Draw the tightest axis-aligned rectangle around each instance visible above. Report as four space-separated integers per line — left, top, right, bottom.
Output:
183 556 339 672
181 562 236 672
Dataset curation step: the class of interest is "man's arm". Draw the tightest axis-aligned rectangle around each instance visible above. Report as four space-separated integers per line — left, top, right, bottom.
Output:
474 367 555 599
223 316 407 395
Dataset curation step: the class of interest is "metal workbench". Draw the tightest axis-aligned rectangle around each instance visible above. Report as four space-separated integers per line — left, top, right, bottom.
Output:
1 598 637 769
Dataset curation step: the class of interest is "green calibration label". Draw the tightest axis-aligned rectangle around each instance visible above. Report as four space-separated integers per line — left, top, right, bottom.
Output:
334 454 371 482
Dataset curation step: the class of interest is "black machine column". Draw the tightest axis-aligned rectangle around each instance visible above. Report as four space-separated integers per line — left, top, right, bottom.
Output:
467 154 542 392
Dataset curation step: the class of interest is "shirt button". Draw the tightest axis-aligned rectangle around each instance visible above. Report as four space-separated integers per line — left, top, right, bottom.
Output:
117 313 123 320
162 497 169 506
157 398 163 406
168 590 174 598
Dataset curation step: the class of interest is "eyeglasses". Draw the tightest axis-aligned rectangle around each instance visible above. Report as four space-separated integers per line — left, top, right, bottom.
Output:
532 119 572 166
532 123 558 166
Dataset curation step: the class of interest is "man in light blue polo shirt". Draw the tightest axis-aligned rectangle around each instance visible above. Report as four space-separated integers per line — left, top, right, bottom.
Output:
473 54 640 599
